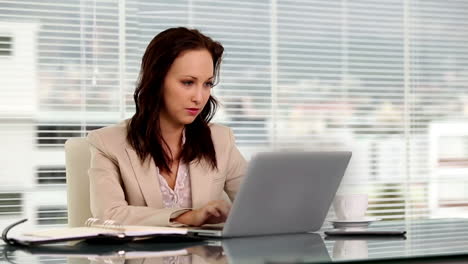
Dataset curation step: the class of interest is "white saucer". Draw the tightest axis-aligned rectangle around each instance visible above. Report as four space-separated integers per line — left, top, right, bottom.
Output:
330 217 381 228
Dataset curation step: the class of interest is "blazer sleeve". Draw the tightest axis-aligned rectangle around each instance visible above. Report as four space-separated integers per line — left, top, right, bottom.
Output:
87 131 189 227
224 128 248 202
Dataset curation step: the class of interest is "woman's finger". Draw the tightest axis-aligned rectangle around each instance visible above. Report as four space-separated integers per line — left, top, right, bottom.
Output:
205 205 221 217
214 201 230 217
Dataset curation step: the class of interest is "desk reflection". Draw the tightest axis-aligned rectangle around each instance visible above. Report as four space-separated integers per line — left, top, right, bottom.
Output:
7 218 468 264
332 240 368 260
4 233 330 264
220 233 330 263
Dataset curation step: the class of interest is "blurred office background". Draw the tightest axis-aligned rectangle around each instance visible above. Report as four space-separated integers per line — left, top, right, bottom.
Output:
0 0 468 230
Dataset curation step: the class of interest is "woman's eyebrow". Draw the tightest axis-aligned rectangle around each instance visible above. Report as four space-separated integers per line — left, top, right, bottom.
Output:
180 75 197 80
182 75 214 80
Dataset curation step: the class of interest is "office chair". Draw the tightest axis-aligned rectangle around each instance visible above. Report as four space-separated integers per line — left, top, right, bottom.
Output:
65 138 92 227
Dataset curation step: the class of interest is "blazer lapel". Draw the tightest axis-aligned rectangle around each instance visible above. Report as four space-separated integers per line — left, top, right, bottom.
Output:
189 159 214 209
125 148 163 208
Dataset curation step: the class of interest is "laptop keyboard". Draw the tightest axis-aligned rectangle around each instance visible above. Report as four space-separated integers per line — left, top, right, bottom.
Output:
199 225 224 231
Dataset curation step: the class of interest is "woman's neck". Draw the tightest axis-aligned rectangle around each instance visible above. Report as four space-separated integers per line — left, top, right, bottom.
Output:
161 126 183 147
159 116 184 158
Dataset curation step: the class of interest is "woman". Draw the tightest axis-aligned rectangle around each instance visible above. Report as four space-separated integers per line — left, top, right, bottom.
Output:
87 27 247 227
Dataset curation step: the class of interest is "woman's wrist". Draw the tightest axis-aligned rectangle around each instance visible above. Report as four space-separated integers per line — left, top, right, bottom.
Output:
172 210 196 225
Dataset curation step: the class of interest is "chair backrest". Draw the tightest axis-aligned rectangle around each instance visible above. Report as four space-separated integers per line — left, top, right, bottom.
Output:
65 138 92 227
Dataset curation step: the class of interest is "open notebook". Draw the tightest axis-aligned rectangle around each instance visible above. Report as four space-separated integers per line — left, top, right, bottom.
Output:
2 218 197 246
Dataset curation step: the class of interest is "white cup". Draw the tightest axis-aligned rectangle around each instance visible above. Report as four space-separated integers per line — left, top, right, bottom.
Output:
333 194 368 220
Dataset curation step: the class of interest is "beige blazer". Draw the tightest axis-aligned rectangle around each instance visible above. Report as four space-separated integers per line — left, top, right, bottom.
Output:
87 121 247 226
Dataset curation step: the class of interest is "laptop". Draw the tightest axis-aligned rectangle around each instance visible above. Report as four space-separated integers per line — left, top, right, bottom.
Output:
188 151 352 238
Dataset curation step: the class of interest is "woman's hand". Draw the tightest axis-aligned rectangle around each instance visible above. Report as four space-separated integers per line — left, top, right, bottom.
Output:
173 200 231 226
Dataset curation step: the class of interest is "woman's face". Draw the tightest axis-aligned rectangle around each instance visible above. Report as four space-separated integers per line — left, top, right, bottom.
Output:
160 49 214 127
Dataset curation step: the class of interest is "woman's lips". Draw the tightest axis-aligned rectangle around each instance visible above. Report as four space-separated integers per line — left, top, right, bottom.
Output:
186 108 199 115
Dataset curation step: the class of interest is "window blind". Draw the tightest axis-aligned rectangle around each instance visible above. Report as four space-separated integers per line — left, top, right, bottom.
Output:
409 0 468 219
275 0 409 221
0 0 468 230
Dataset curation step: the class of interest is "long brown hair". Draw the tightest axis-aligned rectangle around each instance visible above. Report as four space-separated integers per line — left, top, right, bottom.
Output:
127 27 223 172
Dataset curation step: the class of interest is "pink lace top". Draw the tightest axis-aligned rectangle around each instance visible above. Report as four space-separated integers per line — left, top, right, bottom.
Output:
157 130 192 209
157 161 192 209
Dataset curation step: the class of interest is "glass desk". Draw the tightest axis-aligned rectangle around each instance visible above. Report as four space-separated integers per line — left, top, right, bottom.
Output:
2 218 468 264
